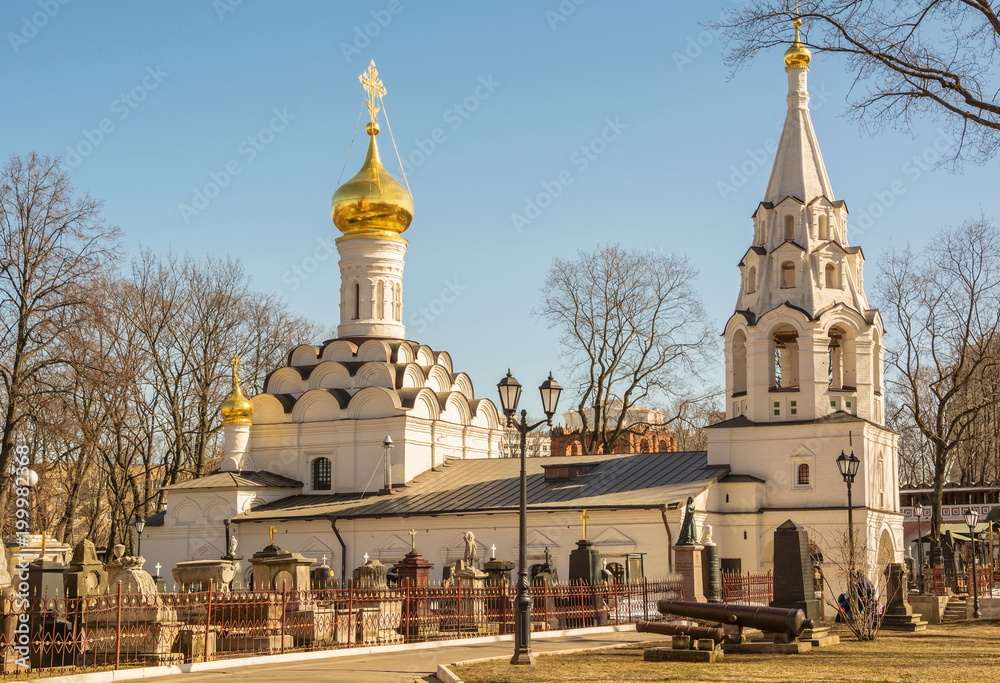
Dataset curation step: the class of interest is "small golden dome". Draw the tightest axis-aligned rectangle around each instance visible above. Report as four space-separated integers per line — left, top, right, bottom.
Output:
331 127 413 238
784 18 812 68
221 355 253 426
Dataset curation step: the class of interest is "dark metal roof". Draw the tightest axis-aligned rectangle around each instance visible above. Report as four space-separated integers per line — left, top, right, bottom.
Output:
161 470 303 491
233 451 726 523
707 411 871 429
719 474 766 483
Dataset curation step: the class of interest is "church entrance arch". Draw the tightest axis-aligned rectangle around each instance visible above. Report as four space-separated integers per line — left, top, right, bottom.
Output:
877 528 895 567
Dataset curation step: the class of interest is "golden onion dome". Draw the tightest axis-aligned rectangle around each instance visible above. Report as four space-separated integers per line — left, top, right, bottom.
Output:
784 18 812 68
221 355 253 426
331 122 413 238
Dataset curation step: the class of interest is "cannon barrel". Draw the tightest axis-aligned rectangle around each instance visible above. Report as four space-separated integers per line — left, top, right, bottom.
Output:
635 620 726 643
656 600 814 638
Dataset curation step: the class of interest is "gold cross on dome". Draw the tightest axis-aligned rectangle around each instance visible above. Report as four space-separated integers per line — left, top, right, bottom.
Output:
408 528 417 550
580 509 590 541
359 60 386 124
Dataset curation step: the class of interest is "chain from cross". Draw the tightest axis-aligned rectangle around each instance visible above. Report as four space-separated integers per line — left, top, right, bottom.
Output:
359 60 385 124
580 509 590 541
408 528 417 551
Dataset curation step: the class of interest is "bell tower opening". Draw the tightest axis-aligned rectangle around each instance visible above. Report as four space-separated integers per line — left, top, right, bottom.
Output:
771 327 799 389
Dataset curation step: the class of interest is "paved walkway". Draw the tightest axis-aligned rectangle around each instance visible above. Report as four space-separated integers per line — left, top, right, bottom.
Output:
154 630 651 683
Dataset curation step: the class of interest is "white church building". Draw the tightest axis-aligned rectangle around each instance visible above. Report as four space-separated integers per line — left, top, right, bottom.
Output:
142 42 902 591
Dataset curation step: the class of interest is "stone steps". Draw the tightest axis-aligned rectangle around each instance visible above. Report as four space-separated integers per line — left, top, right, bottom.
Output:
942 598 967 622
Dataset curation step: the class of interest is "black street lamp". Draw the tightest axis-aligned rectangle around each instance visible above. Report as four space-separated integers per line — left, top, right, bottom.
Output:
497 370 561 666
134 516 146 557
914 501 925 593
835 450 861 565
963 508 982 618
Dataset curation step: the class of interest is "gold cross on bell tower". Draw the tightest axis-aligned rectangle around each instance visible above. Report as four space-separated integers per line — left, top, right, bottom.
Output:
232 354 242 388
268 525 276 545
359 60 386 130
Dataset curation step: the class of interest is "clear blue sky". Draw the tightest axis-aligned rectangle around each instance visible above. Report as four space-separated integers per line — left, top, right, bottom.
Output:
3 1 995 414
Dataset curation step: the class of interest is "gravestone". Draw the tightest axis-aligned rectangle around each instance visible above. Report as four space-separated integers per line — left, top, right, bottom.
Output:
248 543 312 591
88 557 183 665
701 526 722 603
568 539 602 585
353 558 388 588
881 563 927 631
769 520 821 621
395 549 435 638
63 539 108 598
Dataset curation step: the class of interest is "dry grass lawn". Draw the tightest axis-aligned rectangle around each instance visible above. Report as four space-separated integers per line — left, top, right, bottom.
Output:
451 620 1000 683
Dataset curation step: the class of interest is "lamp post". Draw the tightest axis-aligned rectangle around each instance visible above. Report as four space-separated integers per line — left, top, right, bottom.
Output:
134 516 146 557
914 501 925 593
964 508 982 618
497 370 561 666
835 450 860 566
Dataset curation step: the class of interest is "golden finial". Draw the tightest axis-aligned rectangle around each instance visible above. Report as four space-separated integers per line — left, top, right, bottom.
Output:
784 3 812 68
580 509 590 541
268 525 276 545
332 60 414 239
359 60 385 136
221 353 253 426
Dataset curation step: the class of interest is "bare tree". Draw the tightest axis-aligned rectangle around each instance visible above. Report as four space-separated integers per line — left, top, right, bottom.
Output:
536 244 716 455
877 217 1000 551
710 1 1000 163
0 153 119 529
825 532 891 642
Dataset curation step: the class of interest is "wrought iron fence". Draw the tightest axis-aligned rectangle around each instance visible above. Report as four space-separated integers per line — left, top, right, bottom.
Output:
0 577 682 677
720 570 773 606
933 566 994 597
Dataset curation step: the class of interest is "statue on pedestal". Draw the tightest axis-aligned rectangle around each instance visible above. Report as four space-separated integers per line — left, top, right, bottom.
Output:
677 496 698 546
463 531 478 568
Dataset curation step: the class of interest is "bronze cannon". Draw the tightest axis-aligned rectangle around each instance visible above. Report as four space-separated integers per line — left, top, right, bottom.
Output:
635 620 726 643
656 599 814 638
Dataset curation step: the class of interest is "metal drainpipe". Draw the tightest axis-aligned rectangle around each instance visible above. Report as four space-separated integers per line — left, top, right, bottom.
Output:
660 506 674 573
330 518 347 582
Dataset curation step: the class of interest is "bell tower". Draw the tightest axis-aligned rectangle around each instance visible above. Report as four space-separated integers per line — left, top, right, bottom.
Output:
722 19 885 426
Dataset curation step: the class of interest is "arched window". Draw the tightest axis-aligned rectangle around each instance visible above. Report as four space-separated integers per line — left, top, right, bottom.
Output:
825 263 837 289
352 283 360 320
797 463 810 485
818 215 829 240
784 215 794 240
746 266 757 294
639 439 650 453
376 281 385 319
781 262 795 288
393 283 402 321
312 457 332 491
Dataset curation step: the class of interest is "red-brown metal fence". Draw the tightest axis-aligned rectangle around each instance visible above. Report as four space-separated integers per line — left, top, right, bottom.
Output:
935 566 994 597
0 577 682 677
720 570 773 606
